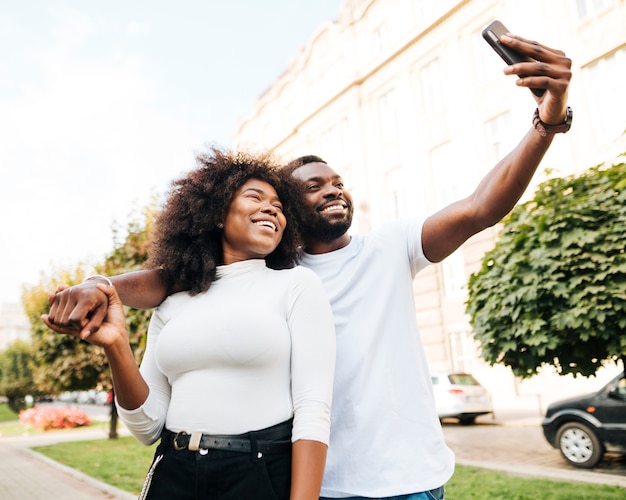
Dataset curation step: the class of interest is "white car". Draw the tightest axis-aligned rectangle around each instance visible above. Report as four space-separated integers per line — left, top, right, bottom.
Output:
431 372 493 425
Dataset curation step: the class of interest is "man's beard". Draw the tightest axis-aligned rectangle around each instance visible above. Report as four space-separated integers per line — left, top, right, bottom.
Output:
300 205 354 243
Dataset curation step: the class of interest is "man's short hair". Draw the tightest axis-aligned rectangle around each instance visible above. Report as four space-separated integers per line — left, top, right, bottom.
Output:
283 155 327 176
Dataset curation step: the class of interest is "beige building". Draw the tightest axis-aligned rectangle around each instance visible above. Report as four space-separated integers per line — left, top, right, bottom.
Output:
234 0 626 398
0 303 30 351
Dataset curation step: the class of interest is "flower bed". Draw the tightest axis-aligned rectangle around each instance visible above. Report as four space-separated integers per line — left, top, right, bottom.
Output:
19 406 91 431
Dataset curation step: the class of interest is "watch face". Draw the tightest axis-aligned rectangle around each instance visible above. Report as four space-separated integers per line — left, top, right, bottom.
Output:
564 106 573 126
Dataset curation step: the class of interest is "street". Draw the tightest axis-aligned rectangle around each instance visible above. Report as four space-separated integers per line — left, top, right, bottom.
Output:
441 414 626 482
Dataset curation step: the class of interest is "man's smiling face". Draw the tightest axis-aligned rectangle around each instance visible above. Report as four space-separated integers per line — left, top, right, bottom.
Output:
291 162 354 243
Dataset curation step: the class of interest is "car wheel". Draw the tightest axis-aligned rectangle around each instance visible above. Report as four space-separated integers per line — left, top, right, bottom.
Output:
556 421 604 468
459 416 476 425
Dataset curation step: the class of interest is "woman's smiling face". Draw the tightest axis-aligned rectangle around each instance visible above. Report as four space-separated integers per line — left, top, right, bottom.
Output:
220 178 287 265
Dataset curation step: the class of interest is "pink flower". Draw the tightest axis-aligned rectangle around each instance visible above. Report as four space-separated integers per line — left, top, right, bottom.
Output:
19 406 91 431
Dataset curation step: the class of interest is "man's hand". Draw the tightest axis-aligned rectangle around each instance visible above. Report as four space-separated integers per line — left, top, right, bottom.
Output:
43 283 125 344
500 33 572 124
422 35 572 264
44 281 109 339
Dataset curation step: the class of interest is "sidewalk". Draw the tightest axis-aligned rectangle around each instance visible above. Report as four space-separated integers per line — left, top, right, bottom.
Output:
0 426 135 500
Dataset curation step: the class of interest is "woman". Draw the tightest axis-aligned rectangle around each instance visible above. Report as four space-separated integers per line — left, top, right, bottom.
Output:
43 148 336 500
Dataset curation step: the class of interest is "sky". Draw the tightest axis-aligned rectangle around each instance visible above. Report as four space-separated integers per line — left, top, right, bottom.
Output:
0 0 342 305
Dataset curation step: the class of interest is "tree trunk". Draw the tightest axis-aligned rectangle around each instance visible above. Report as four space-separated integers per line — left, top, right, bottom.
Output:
108 392 119 439
7 396 24 414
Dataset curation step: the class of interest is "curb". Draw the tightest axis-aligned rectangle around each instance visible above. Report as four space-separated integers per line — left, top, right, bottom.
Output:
21 446 137 500
456 458 626 489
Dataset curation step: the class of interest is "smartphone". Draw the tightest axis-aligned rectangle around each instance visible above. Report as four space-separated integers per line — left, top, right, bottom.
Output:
482 20 545 97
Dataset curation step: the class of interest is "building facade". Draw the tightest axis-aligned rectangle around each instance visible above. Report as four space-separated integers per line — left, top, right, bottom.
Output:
233 0 626 394
0 303 30 351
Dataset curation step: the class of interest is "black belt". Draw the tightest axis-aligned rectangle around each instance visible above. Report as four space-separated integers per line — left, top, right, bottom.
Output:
161 419 292 454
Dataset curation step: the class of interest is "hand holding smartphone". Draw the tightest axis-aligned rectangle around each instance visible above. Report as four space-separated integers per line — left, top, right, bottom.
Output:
482 20 545 97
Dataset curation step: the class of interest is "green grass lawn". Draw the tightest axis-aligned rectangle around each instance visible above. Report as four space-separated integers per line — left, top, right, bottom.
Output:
0 403 19 423
446 465 625 499
30 433 626 499
35 436 157 495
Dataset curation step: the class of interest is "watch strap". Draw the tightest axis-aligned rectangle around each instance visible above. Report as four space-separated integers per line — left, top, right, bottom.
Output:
533 106 573 137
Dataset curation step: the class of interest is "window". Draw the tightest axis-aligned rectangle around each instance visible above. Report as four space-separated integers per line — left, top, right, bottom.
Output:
313 117 351 165
583 47 626 142
449 330 479 373
473 30 504 86
442 249 466 297
373 22 390 55
485 112 513 165
420 58 445 116
378 89 398 146
576 0 618 19
430 143 468 209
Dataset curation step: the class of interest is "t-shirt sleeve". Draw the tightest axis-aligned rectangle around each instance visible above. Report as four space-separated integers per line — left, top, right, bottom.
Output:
288 267 336 445
402 217 432 277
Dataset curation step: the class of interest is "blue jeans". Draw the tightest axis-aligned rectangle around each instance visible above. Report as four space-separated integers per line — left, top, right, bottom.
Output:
321 486 445 500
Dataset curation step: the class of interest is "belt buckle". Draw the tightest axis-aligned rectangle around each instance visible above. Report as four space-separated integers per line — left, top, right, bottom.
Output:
173 431 187 451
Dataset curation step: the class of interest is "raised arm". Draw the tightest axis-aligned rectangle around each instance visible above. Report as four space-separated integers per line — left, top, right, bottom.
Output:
422 32 572 262
46 269 170 339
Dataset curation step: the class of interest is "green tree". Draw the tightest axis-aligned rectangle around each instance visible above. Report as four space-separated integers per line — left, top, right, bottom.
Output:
23 266 98 395
23 204 156 436
0 340 39 413
96 204 156 437
466 156 626 378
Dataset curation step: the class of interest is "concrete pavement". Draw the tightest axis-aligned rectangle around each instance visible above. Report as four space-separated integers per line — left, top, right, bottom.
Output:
0 425 135 500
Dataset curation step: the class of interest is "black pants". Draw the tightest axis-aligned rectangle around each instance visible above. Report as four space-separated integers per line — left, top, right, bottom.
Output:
140 423 292 500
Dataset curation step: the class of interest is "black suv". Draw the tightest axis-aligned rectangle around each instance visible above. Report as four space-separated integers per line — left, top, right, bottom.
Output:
542 372 626 468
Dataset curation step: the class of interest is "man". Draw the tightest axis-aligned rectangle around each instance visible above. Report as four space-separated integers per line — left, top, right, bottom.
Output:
45 32 572 499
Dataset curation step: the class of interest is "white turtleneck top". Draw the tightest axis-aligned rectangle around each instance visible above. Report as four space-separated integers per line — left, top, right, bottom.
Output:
117 259 336 446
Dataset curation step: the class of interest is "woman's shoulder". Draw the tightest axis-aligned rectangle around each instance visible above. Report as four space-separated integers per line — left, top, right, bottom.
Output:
155 290 195 319
269 264 323 285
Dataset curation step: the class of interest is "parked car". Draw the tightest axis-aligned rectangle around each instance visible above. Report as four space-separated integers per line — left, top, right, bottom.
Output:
431 372 493 425
542 372 626 468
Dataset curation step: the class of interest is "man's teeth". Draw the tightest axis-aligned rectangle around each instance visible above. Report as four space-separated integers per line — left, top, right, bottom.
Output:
322 205 344 213
255 221 276 231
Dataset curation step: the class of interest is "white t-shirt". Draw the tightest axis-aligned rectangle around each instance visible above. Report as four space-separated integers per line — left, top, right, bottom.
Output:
117 259 336 446
300 219 455 498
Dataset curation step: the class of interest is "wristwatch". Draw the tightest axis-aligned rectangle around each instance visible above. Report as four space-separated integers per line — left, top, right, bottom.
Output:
533 106 573 137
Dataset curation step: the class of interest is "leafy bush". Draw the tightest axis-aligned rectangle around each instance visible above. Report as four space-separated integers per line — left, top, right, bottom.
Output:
19 406 91 431
466 157 626 377
0 340 39 412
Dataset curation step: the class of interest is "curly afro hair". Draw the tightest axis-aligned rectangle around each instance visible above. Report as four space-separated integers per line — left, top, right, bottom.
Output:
147 148 304 295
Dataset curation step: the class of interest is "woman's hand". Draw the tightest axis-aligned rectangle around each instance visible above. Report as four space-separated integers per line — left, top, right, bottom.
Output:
45 281 109 338
42 283 126 345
